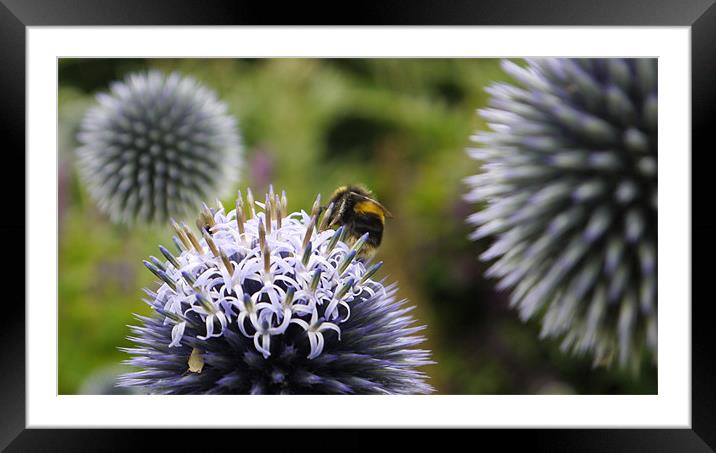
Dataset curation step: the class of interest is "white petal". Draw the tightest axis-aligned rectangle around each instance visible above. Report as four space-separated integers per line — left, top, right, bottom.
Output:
254 333 271 358
306 332 319 359
318 322 341 340
324 298 340 322
169 322 186 347
237 312 251 337
290 318 310 331
216 311 228 329
198 315 215 340
269 308 292 335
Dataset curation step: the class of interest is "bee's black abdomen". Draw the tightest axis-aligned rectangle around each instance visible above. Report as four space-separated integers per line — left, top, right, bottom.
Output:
350 213 384 247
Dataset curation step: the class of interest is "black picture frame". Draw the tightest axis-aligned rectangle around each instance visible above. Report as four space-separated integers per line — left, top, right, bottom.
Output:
2 0 713 450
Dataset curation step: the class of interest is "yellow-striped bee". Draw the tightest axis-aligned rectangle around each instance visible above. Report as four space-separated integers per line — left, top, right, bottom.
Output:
324 185 392 259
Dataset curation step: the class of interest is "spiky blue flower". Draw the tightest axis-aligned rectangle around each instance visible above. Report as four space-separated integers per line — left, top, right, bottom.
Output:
466 59 657 370
76 71 242 224
119 188 433 394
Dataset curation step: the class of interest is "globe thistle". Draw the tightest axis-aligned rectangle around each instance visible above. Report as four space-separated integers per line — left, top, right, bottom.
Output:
76 71 242 224
119 188 433 394
466 59 657 370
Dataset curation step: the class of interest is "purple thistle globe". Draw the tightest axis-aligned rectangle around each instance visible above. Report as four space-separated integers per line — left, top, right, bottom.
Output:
466 59 657 370
119 188 433 394
76 71 242 225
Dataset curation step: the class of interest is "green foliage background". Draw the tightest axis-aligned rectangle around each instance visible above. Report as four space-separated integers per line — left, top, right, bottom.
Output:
58 58 657 394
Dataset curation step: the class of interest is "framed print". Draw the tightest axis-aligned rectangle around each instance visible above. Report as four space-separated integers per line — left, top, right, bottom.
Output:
2 0 714 450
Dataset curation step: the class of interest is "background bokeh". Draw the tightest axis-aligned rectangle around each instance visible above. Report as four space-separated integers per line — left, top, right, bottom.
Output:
58 58 657 394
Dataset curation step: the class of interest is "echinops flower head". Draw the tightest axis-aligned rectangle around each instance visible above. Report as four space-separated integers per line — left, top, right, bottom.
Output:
119 187 433 394
466 59 657 370
76 71 242 225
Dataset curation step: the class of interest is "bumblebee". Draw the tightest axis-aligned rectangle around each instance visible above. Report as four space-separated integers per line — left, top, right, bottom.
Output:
324 185 392 259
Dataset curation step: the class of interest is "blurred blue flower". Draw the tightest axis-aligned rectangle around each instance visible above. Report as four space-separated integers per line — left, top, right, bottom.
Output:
466 59 657 370
76 71 242 224
120 188 433 394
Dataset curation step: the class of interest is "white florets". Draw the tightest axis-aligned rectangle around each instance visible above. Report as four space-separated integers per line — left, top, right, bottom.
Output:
147 190 379 360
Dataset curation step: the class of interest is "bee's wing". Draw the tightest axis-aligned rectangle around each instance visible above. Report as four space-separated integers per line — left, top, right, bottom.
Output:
350 192 393 218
